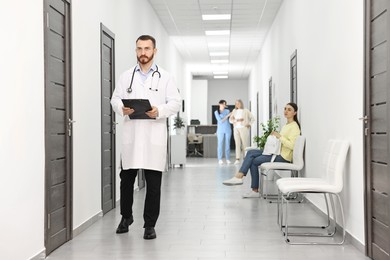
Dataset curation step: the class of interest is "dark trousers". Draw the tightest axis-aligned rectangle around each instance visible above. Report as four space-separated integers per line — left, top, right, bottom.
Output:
120 168 162 228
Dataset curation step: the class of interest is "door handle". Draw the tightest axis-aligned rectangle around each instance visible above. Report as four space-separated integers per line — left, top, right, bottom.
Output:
68 119 76 136
112 121 118 134
359 116 368 123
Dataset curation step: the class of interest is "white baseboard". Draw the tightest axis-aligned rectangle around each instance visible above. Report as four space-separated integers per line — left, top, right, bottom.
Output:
30 249 45 260
73 211 103 238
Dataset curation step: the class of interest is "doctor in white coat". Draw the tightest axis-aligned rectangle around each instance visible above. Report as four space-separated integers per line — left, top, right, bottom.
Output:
111 35 181 239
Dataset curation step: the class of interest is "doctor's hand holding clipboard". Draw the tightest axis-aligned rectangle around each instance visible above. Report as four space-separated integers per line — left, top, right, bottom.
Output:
122 106 159 119
122 99 158 119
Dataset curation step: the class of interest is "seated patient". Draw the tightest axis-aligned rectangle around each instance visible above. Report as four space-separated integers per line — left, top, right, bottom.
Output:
222 102 301 198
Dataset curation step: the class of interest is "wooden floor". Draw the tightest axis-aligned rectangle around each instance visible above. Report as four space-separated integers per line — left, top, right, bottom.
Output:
46 157 370 260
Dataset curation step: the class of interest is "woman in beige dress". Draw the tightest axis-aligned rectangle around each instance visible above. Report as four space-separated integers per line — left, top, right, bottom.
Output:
229 99 255 164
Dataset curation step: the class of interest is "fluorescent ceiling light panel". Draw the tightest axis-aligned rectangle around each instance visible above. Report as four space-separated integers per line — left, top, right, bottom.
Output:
213 71 228 75
202 14 231 20
208 42 229 48
210 52 229 56
211 59 229 64
214 75 228 79
205 30 230 36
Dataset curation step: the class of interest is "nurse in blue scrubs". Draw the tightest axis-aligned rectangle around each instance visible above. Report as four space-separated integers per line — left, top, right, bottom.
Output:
214 100 232 164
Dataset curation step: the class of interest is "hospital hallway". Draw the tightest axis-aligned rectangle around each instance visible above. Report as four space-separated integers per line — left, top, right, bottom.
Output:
46 158 369 260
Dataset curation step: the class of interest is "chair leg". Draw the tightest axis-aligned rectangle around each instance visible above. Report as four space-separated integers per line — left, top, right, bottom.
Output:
261 171 279 202
277 190 281 226
283 192 346 245
336 193 346 244
260 172 265 199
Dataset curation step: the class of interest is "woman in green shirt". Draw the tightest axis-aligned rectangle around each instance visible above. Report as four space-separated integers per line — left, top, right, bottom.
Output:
223 103 301 198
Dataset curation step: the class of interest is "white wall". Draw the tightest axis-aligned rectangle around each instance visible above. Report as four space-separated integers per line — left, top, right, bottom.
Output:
0 1 45 260
0 0 185 259
190 80 208 125
208 79 249 124
249 0 365 244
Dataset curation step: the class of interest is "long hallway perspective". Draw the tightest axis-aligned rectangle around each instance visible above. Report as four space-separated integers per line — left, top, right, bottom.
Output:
46 158 369 260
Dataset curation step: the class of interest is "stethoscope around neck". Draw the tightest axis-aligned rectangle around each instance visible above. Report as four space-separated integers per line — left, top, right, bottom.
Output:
126 65 161 93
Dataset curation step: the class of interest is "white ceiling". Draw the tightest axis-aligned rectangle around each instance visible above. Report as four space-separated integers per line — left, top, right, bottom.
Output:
147 0 283 79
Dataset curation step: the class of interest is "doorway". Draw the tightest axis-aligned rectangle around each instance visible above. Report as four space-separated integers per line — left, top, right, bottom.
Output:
44 0 72 254
269 77 273 120
290 50 297 103
364 0 390 259
100 24 116 215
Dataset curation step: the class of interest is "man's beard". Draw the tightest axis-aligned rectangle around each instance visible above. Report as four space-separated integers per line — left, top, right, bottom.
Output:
137 53 154 65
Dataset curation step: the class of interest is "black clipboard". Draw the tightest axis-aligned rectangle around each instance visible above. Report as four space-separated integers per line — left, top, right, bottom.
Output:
122 99 154 119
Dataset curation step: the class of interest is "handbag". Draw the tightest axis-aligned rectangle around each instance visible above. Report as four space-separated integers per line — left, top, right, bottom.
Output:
262 135 281 161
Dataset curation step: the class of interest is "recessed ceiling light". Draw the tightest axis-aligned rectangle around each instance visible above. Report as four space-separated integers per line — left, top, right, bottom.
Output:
202 14 231 20
214 75 228 79
210 52 229 56
211 59 229 64
205 30 230 36
208 42 229 48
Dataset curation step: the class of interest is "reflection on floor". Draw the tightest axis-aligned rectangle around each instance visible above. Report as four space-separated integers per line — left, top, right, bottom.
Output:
47 157 370 260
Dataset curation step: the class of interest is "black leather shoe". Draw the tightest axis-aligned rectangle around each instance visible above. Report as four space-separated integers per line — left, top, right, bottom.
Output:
116 216 134 234
143 227 156 239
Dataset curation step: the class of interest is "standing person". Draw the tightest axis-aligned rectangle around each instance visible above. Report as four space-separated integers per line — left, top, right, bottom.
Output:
229 99 255 165
111 35 181 239
223 103 301 198
214 100 232 165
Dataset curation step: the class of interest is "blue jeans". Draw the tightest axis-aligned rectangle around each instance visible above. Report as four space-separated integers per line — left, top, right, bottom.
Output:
239 149 290 189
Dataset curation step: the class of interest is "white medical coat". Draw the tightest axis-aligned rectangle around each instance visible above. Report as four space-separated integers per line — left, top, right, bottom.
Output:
111 66 181 172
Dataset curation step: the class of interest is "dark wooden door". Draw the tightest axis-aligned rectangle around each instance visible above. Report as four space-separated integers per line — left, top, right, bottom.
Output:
290 50 297 103
100 24 116 215
44 0 72 254
256 92 259 137
269 77 273 119
365 0 390 259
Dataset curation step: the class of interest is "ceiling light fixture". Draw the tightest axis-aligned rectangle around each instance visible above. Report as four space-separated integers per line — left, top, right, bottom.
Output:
202 14 231 20
208 42 229 48
214 75 228 79
205 30 230 36
211 59 229 64
210 52 229 56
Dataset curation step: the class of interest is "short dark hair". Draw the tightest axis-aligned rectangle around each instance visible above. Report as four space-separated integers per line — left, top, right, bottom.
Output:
219 99 227 105
136 35 156 48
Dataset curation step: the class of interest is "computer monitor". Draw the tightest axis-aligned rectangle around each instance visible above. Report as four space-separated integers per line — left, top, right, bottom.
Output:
190 119 200 125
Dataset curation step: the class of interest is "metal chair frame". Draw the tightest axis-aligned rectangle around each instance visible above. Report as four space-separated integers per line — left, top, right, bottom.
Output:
276 140 349 245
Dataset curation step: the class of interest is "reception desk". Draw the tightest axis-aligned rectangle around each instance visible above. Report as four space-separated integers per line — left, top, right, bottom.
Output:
202 134 218 158
188 124 217 134
187 125 218 158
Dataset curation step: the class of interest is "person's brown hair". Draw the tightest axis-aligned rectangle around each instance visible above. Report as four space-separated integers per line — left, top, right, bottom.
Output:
136 35 156 48
287 102 300 129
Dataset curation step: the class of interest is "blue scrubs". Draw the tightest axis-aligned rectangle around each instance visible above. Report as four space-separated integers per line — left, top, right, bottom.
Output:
214 109 232 161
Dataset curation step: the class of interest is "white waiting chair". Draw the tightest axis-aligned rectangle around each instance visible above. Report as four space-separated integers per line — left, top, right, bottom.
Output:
276 139 350 245
259 136 306 200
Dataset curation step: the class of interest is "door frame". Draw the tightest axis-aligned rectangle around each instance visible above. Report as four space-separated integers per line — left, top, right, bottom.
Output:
43 0 73 254
100 23 116 214
290 49 297 103
364 0 390 258
363 0 371 255
269 77 273 120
